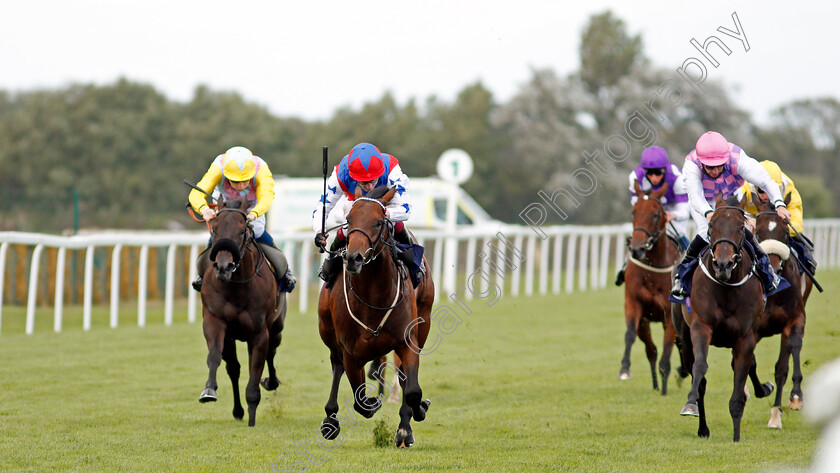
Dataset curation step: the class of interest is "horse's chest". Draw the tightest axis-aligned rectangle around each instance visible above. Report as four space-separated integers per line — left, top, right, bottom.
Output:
206 300 262 333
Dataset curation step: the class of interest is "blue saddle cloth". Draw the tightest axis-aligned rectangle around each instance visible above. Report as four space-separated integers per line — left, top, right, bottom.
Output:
669 240 790 304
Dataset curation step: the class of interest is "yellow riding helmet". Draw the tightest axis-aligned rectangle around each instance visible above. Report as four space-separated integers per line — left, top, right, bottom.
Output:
222 146 257 182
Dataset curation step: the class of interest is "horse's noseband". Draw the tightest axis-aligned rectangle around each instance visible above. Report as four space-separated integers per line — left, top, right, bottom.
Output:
209 207 253 273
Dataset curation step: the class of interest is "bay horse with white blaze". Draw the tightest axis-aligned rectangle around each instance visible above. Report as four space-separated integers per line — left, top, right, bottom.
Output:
198 196 287 427
753 195 807 428
317 185 435 448
620 181 681 395
674 194 770 442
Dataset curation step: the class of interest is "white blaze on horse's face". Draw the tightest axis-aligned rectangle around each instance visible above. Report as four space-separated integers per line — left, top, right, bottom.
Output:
768 221 777 232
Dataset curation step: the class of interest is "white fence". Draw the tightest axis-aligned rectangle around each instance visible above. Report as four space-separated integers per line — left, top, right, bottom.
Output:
2 218 840 335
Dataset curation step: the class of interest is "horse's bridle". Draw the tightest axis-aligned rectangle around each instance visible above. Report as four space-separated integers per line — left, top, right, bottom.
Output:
210 207 264 281
709 205 746 267
345 197 394 265
631 194 666 251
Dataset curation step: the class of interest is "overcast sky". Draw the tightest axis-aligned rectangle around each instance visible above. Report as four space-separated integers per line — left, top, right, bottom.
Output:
3 0 838 125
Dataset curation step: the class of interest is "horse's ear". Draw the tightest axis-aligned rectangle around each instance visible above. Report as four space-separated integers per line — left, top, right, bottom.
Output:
633 180 643 198
715 191 724 208
650 181 669 200
354 185 364 199
379 186 397 205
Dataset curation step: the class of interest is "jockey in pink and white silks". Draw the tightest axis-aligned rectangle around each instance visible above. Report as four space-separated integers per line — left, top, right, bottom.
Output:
312 142 417 285
615 146 690 285
670 131 792 300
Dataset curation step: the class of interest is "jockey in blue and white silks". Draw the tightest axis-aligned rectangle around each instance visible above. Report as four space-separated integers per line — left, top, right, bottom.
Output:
670 131 792 301
312 142 421 287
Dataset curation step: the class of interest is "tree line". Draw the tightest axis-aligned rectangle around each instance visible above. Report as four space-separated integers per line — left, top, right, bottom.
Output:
0 11 836 233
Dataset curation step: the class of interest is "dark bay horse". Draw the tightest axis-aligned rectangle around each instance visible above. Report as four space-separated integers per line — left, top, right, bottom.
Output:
318 185 435 448
198 197 287 427
620 181 681 395
673 194 769 442
753 196 807 428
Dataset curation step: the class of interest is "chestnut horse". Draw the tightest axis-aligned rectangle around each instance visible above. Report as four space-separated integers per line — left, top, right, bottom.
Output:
620 181 681 394
198 197 287 427
317 185 435 448
674 194 769 442
753 196 807 428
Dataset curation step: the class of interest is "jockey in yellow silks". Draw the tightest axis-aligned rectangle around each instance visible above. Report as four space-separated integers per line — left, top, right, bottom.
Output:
188 146 296 292
739 160 816 274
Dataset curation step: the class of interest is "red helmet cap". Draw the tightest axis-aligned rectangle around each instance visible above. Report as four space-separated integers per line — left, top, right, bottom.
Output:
347 143 385 182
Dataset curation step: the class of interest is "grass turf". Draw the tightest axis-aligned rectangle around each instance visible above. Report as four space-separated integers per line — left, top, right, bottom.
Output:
1 272 839 472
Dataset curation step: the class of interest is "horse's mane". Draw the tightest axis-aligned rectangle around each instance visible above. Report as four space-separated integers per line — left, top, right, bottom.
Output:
364 186 392 199
724 194 741 207
223 198 245 209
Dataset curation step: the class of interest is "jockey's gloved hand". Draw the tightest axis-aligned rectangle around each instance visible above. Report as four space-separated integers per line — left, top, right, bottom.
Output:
314 232 328 250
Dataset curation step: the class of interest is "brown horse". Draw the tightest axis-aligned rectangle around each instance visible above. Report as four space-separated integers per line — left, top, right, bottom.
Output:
674 194 768 442
620 181 681 394
317 185 435 448
753 196 807 428
198 197 287 427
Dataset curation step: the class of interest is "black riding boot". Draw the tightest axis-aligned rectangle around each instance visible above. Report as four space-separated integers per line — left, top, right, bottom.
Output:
318 238 347 283
615 260 628 286
670 235 707 300
393 226 415 267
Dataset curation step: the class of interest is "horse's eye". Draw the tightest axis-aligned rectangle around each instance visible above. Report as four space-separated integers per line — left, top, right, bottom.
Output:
375 220 383 227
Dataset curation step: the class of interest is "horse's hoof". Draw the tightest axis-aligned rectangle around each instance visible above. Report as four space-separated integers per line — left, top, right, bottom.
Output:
394 428 414 448
354 400 381 419
768 406 783 429
619 371 632 381
261 377 280 391
320 416 340 440
756 382 775 399
233 405 244 420
412 399 431 422
680 403 699 417
199 388 217 403
789 395 803 410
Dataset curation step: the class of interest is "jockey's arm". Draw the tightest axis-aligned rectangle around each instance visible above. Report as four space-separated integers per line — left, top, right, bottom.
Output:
681 160 713 216
249 165 275 219
783 176 805 235
312 169 342 232
385 165 411 222
189 165 223 213
627 170 639 206
738 152 786 209
669 170 690 221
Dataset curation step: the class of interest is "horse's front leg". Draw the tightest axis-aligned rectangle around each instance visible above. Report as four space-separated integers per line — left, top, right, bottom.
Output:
222 338 244 420
244 327 269 427
681 324 711 438
320 351 345 440
731 339 756 442
659 310 677 396
392 343 430 449
200 314 226 403
344 354 381 419
744 354 774 399
619 300 641 381
636 317 659 392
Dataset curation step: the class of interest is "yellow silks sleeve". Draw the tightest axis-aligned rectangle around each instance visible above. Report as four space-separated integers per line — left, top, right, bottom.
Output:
189 165 223 212
782 172 804 235
250 165 275 218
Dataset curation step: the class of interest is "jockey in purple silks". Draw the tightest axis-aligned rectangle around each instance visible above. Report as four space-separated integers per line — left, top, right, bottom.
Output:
670 131 792 301
615 146 690 286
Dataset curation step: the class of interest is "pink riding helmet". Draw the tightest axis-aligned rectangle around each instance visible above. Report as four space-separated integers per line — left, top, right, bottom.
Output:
695 131 730 166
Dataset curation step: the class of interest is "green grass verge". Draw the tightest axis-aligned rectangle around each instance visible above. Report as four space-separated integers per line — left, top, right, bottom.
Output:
1 272 839 472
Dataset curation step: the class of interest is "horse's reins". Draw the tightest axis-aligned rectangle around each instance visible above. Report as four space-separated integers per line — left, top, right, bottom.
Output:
341 196 406 337
628 194 675 272
211 207 267 284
